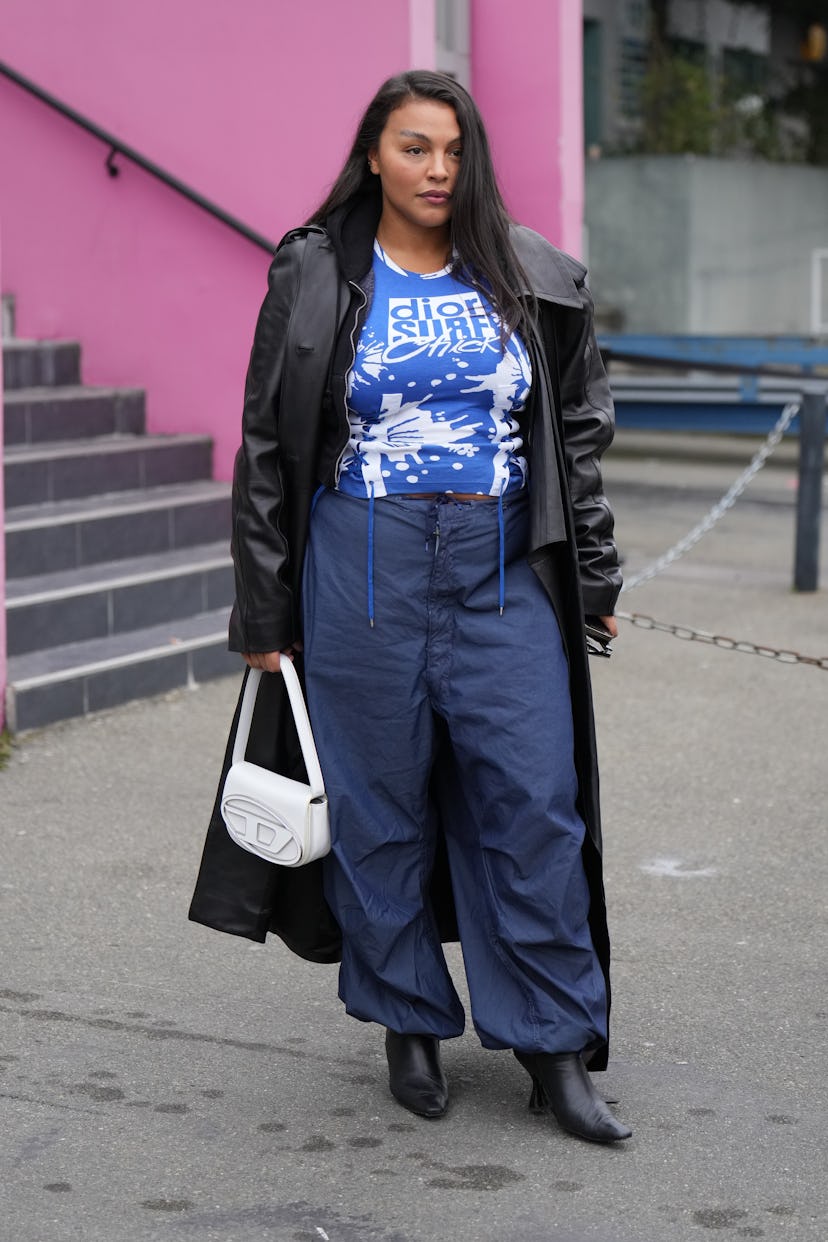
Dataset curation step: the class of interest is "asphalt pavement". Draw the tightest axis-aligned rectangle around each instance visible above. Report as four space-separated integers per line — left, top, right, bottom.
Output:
2 428 827 1242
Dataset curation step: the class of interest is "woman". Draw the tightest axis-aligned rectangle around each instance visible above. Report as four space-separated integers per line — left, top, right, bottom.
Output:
190 71 630 1144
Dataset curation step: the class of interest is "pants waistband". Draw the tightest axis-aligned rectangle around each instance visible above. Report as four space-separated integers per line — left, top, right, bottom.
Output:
321 486 525 626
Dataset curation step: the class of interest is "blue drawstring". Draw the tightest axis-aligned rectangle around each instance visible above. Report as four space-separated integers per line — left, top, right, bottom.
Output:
497 480 506 616
367 481 375 627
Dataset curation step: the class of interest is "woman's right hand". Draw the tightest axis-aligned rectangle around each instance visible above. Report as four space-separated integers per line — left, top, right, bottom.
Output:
242 642 302 673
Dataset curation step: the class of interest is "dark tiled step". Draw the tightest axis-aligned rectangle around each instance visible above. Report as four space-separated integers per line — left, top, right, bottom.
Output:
3 386 145 446
3 339 81 390
6 608 238 734
4 433 214 507
6 543 234 657
5 481 232 577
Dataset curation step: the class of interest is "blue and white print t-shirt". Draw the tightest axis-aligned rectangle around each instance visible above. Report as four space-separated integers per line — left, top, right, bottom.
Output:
336 241 532 498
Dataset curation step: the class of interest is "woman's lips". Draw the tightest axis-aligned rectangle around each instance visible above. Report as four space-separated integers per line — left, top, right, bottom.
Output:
419 192 450 204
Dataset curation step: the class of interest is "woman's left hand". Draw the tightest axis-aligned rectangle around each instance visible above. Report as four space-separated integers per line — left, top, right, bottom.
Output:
242 640 303 673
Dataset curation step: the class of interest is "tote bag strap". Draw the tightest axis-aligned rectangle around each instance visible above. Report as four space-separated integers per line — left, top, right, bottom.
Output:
232 664 326 797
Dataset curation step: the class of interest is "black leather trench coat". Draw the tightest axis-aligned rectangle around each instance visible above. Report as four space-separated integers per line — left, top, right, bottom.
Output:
188 195 622 1069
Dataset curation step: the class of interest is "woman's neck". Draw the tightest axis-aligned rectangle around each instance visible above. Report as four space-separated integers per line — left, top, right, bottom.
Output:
375 217 451 275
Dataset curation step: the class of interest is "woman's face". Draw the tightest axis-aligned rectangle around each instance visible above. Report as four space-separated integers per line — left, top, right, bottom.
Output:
368 98 461 236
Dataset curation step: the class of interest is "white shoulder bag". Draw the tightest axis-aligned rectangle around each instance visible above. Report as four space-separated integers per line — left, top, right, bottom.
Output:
220 662 330 867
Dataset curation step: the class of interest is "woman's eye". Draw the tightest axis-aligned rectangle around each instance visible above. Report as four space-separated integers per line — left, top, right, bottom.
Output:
406 146 424 155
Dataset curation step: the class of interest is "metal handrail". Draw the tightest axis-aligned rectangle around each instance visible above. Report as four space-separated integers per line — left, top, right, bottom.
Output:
602 347 826 592
599 347 828 383
0 59 278 254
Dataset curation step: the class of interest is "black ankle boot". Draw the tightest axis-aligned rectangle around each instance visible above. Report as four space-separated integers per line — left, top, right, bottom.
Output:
514 1051 631 1143
385 1030 448 1119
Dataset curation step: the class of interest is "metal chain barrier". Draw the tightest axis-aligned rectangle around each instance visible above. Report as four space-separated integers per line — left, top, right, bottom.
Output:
615 609 828 671
614 399 828 671
620 400 800 593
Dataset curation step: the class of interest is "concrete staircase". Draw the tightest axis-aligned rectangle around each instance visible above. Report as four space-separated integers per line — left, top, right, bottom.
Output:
2 298 238 732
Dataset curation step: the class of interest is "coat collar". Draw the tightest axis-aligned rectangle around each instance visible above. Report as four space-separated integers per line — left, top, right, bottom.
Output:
324 194 586 309
325 191 383 285
509 224 586 308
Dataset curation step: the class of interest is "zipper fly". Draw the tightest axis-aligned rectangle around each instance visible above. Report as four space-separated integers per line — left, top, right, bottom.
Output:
332 280 368 484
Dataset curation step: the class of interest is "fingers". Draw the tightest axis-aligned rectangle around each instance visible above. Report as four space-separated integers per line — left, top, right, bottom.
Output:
243 652 269 671
242 647 298 673
599 615 619 640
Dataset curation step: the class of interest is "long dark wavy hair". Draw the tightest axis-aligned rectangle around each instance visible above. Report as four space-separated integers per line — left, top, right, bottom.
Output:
307 71 534 337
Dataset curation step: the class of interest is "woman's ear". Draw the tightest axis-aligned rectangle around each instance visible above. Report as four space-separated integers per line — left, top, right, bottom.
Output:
367 150 379 175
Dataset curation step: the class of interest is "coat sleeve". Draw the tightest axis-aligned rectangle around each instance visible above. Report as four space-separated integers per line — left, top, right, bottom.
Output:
556 277 623 618
228 235 309 654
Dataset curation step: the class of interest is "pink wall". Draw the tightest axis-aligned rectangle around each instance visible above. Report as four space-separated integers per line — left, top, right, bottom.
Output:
0 229 6 725
472 0 584 257
0 0 417 481
410 0 437 68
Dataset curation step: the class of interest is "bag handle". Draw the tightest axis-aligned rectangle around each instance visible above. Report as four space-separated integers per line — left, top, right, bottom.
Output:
232 663 326 796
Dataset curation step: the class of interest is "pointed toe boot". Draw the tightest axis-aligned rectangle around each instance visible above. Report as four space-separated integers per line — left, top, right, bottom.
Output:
514 1050 631 1144
385 1030 448 1119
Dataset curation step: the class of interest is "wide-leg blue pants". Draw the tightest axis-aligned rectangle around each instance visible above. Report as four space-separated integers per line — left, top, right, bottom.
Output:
302 489 607 1053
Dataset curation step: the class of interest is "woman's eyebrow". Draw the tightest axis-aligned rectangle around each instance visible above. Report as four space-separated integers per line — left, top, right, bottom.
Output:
398 128 462 144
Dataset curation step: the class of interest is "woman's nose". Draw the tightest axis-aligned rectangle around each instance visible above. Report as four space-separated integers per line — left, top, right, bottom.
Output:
428 154 449 180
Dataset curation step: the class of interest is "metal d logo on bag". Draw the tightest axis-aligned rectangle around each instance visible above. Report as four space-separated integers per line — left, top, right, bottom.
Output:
222 794 310 866
220 663 330 867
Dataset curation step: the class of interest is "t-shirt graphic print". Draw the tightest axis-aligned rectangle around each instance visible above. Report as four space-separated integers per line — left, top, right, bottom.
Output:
337 243 531 499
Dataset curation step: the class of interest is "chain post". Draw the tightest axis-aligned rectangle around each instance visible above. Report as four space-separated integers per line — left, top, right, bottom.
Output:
793 387 827 592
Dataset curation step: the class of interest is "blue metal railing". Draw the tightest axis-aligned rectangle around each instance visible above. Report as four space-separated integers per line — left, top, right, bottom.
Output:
600 346 826 590
599 333 828 373
599 336 828 436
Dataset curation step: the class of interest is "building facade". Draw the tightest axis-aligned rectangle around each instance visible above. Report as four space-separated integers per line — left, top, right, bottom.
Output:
0 0 585 720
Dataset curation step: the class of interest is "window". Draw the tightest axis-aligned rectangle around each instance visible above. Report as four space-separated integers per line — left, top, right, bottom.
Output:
668 37 707 68
584 20 604 148
722 47 768 97
619 37 649 118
